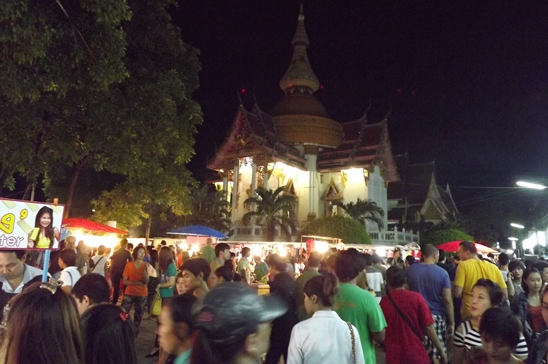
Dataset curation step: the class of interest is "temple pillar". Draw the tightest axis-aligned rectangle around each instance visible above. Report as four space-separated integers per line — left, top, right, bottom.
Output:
231 163 239 222
251 163 258 195
304 146 319 219
222 176 229 201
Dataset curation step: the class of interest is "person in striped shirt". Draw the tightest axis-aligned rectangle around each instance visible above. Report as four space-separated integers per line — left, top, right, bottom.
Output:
453 279 528 364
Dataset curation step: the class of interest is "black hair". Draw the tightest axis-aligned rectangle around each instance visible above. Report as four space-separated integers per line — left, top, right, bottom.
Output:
80 304 137 364
438 249 446 262
386 266 406 288
166 294 197 342
479 307 522 350
405 255 416 266
509 259 525 272
335 249 365 282
72 273 110 305
303 273 338 307
215 266 234 282
371 253 382 265
522 267 542 294
1 250 26 260
459 241 477 254
422 244 438 259
267 254 287 272
498 252 510 266
533 261 548 272
215 243 230 258
308 252 322 268
473 279 503 306
119 238 128 249
131 245 146 260
59 249 77 267
241 247 250 257
181 258 211 280
363 253 373 266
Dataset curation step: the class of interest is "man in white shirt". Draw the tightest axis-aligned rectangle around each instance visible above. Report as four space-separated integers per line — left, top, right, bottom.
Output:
0 250 45 294
58 249 81 293
89 245 108 277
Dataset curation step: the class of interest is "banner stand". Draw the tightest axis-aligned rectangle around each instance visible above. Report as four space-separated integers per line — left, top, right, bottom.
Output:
42 250 50 282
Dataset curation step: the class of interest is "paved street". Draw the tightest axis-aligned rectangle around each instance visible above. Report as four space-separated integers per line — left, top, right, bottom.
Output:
134 313 387 364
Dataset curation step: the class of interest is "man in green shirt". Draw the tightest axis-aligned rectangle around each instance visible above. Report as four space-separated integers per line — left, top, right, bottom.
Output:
199 238 216 264
238 247 252 284
333 249 387 364
295 252 321 321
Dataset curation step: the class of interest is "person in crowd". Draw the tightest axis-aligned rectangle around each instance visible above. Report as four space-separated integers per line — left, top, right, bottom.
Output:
209 243 231 286
437 249 453 275
453 279 528 364
59 248 82 293
147 246 178 359
392 249 404 268
174 271 187 296
210 266 234 288
89 245 108 277
28 206 60 248
121 245 149 337
144 248 159 316
333 248 387 364
254 254 269 282
75 240 88 275
499 252 511 281
404 254 416 269
191 282 287 364
0 281 84 364
80 303 138 364
364 253 384 300
406 244 454 364
325 254 337 275
508 259 526 303
238 247 252 284
477 307 524 364
265 254 299 364
180 258 210 299
533 262 548 287
526 285 548 364
72 273 110 315
287 274 365 364
109 238 133 305
296 252 321 321
127 243 134 254
158 294 197 364
453 241 508 320
200 238 216 264
372 253 387 281
515 267 543 345
0 250 45 295
381 266 448 364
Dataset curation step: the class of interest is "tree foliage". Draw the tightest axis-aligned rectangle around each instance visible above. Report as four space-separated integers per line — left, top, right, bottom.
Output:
184 185 231 233
243 186 297 242
300 215 371 244
332 198 384 229
421 228 474 247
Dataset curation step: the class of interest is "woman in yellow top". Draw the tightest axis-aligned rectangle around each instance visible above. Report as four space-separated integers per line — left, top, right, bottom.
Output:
28 206 60 249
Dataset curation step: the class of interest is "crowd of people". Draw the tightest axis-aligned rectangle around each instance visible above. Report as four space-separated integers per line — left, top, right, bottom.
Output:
3 238 548 363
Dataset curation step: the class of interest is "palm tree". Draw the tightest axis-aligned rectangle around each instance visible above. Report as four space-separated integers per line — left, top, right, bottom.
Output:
332 198 385 230
187 185 231 233
242 186 297 241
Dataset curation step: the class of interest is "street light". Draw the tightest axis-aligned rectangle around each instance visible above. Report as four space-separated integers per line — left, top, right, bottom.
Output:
510 223 525 229
517 181 547 190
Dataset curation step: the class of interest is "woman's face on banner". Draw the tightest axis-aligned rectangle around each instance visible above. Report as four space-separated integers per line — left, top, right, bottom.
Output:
39 213 52 228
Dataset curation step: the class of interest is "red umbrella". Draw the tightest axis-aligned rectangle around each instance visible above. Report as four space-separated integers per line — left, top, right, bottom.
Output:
62 218 128 235
436 241 497 254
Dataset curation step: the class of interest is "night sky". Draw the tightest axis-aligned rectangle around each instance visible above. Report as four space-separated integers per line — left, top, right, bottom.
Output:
172 1 548 211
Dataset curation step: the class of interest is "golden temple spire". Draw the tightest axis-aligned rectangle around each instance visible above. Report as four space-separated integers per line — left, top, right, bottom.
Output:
279 4 320 94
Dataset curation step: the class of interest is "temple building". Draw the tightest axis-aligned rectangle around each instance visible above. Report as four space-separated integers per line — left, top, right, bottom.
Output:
207 7 418 244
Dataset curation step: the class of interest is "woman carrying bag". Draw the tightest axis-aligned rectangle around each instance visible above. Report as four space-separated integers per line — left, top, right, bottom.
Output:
146 246 177 359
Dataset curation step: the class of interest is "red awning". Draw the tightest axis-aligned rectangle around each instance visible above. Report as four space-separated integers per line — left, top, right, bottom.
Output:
62 218 128 235
436 241 497 254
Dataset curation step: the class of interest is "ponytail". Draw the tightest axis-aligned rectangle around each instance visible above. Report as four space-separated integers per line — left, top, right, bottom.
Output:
304 273 339 307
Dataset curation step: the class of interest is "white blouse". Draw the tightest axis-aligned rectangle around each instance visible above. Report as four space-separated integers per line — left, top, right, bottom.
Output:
287 310 365 364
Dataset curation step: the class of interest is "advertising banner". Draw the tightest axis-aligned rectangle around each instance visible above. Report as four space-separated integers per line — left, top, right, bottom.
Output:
0 199 64 250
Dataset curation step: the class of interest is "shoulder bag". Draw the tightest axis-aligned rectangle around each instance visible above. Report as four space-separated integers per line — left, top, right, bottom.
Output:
387 291 424 341
346 321 357 364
